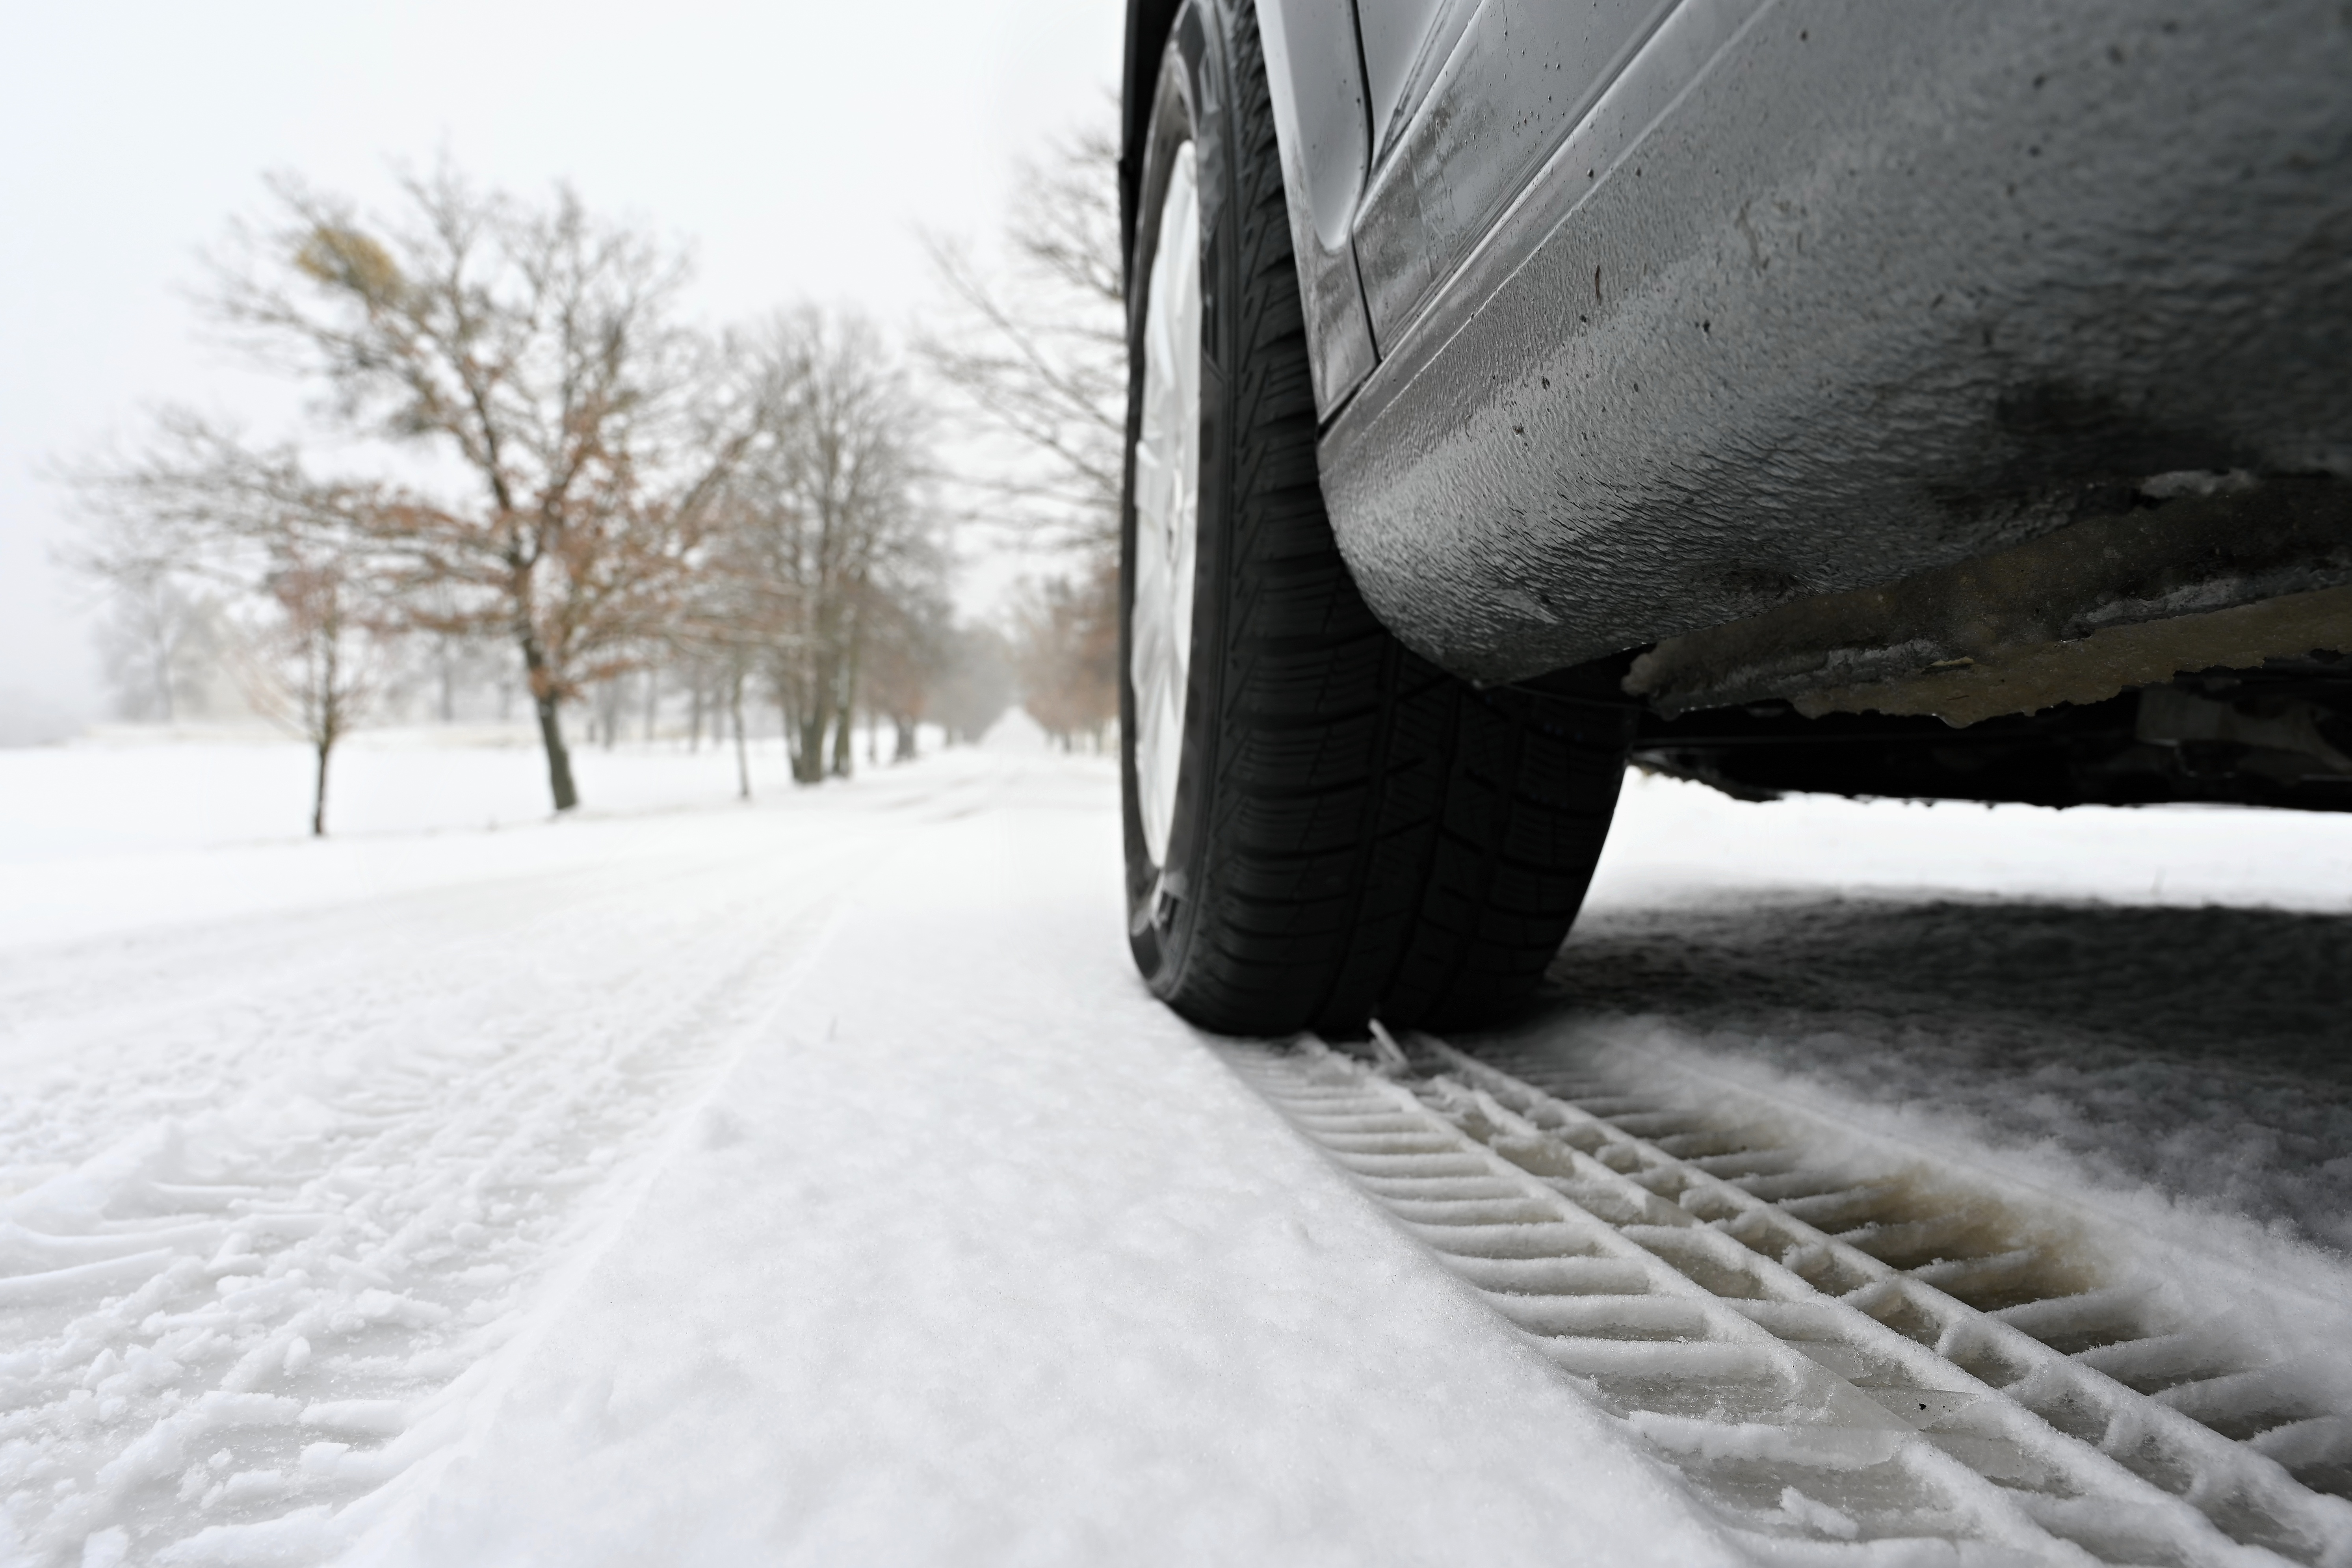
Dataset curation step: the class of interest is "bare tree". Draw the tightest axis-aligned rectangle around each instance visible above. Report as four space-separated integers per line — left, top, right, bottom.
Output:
408 583 502 723
200 163 755 811
63 417 393 832
669 571 770 797
61 477 211 723
225 556 395 835
715 308 934 785
92 570 220 724
588 676 627 749
860 569 954 763
920 124 1126 554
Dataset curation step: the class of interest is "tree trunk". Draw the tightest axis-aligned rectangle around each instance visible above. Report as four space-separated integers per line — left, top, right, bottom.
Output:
596 681 622 751
831 643 858 779
895 716 917 762
792 656 831 785
794 712 829 784
152 626 175 725
535 689 579 810
730 673 751 800
518 631 579 811
311 737 333 837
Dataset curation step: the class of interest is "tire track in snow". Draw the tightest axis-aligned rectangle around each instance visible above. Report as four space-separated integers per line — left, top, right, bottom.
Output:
1225 1033 2352 1566
0 779 983 1566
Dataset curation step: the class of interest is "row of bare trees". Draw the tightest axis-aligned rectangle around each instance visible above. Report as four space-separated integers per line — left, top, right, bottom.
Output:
65 166 960 832
702 312 940 784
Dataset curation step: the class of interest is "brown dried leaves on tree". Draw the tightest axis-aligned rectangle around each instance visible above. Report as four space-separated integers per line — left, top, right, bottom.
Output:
201 164 758 811
1009 561 1120 750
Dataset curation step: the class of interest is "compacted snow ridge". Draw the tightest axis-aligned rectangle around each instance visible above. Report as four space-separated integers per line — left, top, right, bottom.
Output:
1225 1034 2352 1567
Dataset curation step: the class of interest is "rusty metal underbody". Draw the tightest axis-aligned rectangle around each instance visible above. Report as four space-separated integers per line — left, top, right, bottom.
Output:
1626 476 2352 729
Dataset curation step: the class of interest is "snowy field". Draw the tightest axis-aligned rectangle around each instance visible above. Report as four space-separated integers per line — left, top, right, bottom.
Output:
3 730 2349 1565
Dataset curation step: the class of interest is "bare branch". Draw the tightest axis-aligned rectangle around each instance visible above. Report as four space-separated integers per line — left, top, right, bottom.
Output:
916 122 1127 556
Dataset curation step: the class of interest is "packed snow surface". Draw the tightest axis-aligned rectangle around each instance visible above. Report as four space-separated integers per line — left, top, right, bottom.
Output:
1555 773 2352 1259
2 735 2347 1564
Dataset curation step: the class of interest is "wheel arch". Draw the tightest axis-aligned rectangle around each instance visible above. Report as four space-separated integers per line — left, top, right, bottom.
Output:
1123 0 1380 417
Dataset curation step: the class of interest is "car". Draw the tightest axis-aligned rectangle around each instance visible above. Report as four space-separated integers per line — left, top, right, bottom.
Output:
1114 0 2352 1036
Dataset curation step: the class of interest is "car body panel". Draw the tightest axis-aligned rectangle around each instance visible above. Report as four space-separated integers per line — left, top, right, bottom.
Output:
1314 0 2352 684
1126 0 2352 694
1254 0 1380 412
1355 0 1473 155
1352 0 1679 347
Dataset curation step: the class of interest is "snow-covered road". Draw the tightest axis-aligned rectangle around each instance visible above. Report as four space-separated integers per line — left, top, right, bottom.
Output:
4 740 2349 1565
0 758 994 1562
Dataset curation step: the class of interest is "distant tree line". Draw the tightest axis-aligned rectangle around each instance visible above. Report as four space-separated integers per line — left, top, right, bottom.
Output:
64 165 1013 832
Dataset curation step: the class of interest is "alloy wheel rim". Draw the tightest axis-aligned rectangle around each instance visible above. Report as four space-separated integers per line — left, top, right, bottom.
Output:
1131 141 1202 870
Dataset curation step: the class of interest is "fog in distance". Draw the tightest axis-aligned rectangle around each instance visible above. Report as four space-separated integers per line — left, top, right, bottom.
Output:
0 0 1122 730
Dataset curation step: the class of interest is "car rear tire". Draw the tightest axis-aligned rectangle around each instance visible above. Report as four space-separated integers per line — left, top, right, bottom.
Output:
1119 0 1637 1038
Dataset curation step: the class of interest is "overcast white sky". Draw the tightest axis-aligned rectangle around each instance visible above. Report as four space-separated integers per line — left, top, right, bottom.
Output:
0 0 1126 727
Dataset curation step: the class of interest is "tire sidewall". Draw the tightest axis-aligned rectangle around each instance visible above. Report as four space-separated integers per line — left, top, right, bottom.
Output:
1121 1 1237 1003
